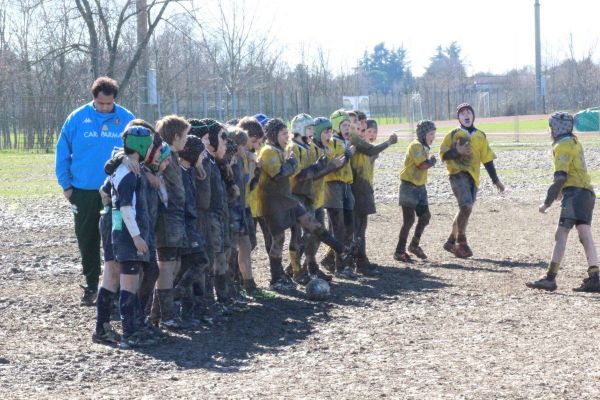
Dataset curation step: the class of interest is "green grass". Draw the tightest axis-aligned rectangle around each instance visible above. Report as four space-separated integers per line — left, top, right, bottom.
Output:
0 151 58 198
476 118 549 133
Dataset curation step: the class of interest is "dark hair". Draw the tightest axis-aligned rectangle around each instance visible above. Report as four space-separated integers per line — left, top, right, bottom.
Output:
366 119 378 130
225 118 240 126
264 118 287 145
354 110 367 121
237 116 264 139
188 118 223 150
347 111 357 119
91 76 119 98
156 115 190 145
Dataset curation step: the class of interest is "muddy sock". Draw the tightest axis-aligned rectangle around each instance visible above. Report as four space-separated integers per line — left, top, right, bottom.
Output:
243 278 257 292
133 292 144 329
95 287 115 334
119 290 137 337
157 289 175 322
546 262 560 281
314 227 344 254
456 234 467 244
446 234 456 244
215 273 228 303
269 257 284 283
587 266 599 281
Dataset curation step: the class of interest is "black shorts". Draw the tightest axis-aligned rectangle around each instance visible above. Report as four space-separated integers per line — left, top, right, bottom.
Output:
120 261 142 275
559 187 595 228
157 247 181 262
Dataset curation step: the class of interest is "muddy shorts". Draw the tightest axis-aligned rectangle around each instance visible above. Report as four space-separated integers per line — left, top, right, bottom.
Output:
399 181 428 209
559 187 595 228
99 212 114 262
207 212 227 255
229 204 249 235
449 172 477 207
157 247 181 262
120 261 142 275
323 181 355 210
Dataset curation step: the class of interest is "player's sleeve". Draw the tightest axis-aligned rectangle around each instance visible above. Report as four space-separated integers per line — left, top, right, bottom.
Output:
553 145 571 173
410 142 428 166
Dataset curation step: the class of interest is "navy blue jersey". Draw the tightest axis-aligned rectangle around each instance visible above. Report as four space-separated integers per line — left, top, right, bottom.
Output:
181 165 206 254
110 164 150 263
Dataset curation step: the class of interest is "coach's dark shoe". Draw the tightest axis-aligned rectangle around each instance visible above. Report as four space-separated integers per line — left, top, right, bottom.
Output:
408 244 428 260
525 277 557 292
80 285 97 306
572 277 600 293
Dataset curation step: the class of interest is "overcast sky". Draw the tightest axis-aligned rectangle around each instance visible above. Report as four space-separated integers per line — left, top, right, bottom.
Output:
226 0 600 77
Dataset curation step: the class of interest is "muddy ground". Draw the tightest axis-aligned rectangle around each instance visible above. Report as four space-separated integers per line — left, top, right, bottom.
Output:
2 132 600 399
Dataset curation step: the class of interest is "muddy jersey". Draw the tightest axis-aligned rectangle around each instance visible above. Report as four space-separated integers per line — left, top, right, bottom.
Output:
256 144 298 216
325 134 353 184
400 140 430 186
287 139 319 200
553 135 594 192
155 152 186 248
310 143 327 209
181 165 205 254
439 127 496 188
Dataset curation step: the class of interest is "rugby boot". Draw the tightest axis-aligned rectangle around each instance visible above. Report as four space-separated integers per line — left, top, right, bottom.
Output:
408 243 428 260
525 277 557 292
572 276 600 293
394 251 413 263
454 241 473 259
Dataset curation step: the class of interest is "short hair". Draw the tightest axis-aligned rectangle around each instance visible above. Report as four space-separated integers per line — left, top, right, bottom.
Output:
366 119 378 130
91 76 119 98
156 115 190 145
347 111 357 119
228 126 248 147
237 116 265 139
354 110 367 121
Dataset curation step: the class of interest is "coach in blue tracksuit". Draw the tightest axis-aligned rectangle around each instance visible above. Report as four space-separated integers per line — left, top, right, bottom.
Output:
55 77 135 306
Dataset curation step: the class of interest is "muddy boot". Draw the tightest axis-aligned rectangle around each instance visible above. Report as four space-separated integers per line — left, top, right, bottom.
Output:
573 271 600 293
307 260 333 282
454 237 473 259
355 256 380 276
290 250 309 285
269 257 296 292
443 235 456 255
214 273 230 304
320 247 335 273
526 276 557 292
148 289 161 326
408 239 428 260
157 289 183 330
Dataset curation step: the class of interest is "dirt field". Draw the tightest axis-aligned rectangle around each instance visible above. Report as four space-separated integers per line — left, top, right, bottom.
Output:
2 133 600 399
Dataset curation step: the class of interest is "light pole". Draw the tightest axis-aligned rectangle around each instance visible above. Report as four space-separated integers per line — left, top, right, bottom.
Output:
534 0 544 114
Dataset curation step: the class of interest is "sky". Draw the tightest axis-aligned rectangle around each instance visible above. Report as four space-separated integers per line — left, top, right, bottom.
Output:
241 0 600 77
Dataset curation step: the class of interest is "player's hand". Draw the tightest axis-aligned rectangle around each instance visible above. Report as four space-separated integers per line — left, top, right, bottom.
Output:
331 155 345 168
145 172 160 189
133 236 148 254
556 191 563 201
63 188 73 201
388 133 398 145
428 155 437 167
538 203 549 213
123 155 141 175
495 181 505 193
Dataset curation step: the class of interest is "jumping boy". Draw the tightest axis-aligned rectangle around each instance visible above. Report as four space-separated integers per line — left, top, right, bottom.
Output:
526 112 600 292
439 103 505 258
394 120 437 262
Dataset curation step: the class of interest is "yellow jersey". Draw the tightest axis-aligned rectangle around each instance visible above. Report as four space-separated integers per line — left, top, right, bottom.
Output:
324 134 353 184
553 135 593 192
400 140 430 186
439 127 496 188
